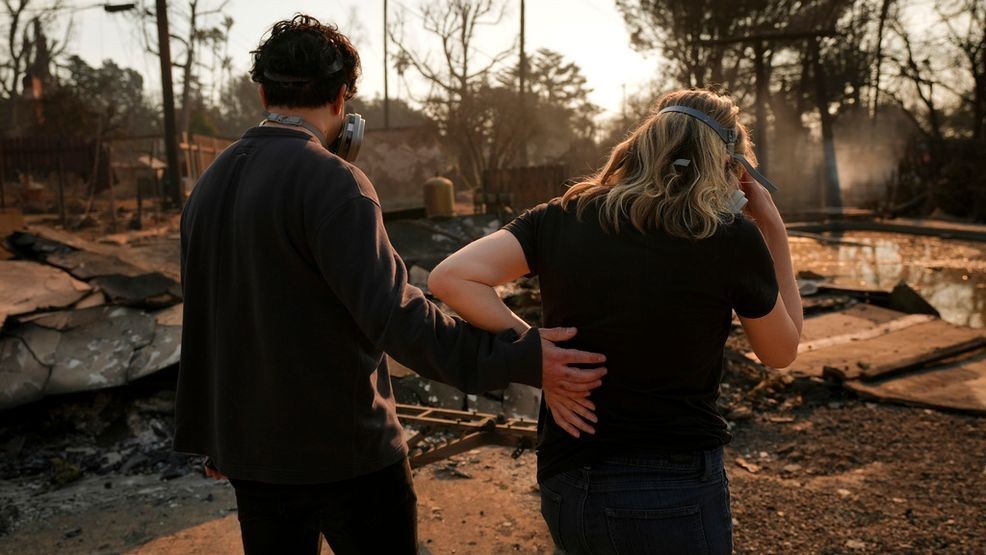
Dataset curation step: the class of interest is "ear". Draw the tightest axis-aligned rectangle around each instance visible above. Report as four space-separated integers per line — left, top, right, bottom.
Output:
330 85 347 116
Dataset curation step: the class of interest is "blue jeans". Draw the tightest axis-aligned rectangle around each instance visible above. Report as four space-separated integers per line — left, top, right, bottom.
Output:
539 448 732 555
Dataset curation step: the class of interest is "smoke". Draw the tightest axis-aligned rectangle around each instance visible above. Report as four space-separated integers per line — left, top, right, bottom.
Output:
764 104 913 214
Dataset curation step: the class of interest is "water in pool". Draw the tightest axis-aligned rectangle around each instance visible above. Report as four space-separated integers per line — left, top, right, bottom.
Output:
789 231 986 329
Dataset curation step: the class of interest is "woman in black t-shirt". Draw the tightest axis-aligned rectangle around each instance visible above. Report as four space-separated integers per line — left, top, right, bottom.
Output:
428 89 803 555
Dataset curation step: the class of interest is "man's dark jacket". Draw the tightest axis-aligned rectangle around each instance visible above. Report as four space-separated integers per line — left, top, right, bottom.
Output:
174 126 542 484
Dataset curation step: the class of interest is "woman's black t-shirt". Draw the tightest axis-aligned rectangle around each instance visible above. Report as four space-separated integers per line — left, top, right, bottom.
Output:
503 198 779 482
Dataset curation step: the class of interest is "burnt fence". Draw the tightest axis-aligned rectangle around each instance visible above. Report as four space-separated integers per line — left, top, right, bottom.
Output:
478 165 567 216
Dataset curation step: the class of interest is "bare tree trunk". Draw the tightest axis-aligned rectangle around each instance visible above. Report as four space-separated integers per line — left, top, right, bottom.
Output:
178 0 199 136
753 40 769 174
809 39 842 211
870 0 894 122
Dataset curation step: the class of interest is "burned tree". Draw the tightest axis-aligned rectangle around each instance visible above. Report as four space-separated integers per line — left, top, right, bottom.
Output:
133 0 231 137
0 0 69 134
390 0 517 189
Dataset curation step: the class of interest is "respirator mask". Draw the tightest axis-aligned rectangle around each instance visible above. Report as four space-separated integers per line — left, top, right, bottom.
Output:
262 111 366 163
259 62 366 162
658 105 778 214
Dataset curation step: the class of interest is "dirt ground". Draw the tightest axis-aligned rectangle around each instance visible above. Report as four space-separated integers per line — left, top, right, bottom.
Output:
2 388 983 554
2 221 985 554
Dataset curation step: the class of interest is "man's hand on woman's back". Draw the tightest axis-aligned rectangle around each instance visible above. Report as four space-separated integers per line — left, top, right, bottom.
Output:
539 327 607 438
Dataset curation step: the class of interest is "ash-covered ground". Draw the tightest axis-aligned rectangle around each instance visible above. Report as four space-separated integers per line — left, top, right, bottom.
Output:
1 228 984 554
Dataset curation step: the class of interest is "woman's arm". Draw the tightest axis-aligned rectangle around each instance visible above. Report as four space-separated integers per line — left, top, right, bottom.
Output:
736 174 803 368
429 230 607 438
428 230 533 336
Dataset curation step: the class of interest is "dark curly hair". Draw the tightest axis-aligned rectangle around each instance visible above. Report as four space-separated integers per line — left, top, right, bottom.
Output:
250 14 361 108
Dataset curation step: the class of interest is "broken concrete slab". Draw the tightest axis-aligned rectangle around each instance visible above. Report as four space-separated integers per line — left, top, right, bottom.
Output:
466 393 505 415
90 273 181 309
502 384 541 420
0 260 91 328
129 306 183 381
129 325 181 381
789 320 985 380
387 215 501 269
5 230 75 258
25 306 157 395
844 355 986 415
0 337 49 409
74 291 107 309
152 303 183 327
394 375 466 410
13 227 181 281
44 250 146 280
9 324 61 366
795 307 935 353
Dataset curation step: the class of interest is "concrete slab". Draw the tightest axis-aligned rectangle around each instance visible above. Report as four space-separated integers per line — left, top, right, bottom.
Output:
0 336 49 409
0 260 91 328
44 250 146 279
43 306 156 395
845 356 986 415
788 320 985 380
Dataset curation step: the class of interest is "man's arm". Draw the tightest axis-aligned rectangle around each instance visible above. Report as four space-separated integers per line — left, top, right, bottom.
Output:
310 193 604 393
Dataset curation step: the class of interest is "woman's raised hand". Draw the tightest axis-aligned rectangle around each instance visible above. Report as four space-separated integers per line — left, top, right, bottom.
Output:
739 168 783 227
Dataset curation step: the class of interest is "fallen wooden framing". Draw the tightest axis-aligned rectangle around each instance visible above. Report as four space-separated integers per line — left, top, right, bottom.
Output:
395 404 537 468
742 288 986 414
844 355 986 415
787 218 986 242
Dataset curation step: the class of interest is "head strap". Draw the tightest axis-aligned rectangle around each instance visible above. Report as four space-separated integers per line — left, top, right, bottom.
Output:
261 59 344 85
657 105 778 192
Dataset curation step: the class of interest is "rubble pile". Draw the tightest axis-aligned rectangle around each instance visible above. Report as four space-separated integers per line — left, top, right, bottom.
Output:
0 375 204 536
0 231 183 410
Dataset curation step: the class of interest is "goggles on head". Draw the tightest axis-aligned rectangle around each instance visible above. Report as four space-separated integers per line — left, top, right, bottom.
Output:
657 105 778 193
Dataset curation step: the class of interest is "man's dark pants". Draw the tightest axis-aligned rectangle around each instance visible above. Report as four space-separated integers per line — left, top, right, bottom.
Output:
230 458 417 554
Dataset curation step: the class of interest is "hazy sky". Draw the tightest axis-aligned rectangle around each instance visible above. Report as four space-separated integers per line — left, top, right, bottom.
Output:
67 0 661 118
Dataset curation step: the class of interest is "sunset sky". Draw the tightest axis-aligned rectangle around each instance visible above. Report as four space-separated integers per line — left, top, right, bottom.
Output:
67 0 661 119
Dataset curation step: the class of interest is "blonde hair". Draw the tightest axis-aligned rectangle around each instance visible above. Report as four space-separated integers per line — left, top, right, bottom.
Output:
562 88 757 240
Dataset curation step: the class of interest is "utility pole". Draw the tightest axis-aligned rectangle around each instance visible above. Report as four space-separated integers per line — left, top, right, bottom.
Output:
383 0 390 129
518 0 527 166
156 0 183 208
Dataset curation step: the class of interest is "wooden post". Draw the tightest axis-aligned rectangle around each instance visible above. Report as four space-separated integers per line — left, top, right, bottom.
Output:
156 0 184 208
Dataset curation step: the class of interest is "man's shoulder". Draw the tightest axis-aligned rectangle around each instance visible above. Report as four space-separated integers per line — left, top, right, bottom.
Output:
287 144 380 207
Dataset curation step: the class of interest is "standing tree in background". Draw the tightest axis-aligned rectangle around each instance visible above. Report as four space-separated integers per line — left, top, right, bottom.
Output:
390 0 517 189
36 56 157 137
133 0 231 137
0 0 69 134
496 48 602 168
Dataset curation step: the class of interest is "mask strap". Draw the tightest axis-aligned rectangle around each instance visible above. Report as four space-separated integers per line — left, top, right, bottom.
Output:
658 105 778 192
261 111 329 148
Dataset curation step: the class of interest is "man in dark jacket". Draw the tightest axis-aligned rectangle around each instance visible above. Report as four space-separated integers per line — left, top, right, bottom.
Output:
174 15 606 554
